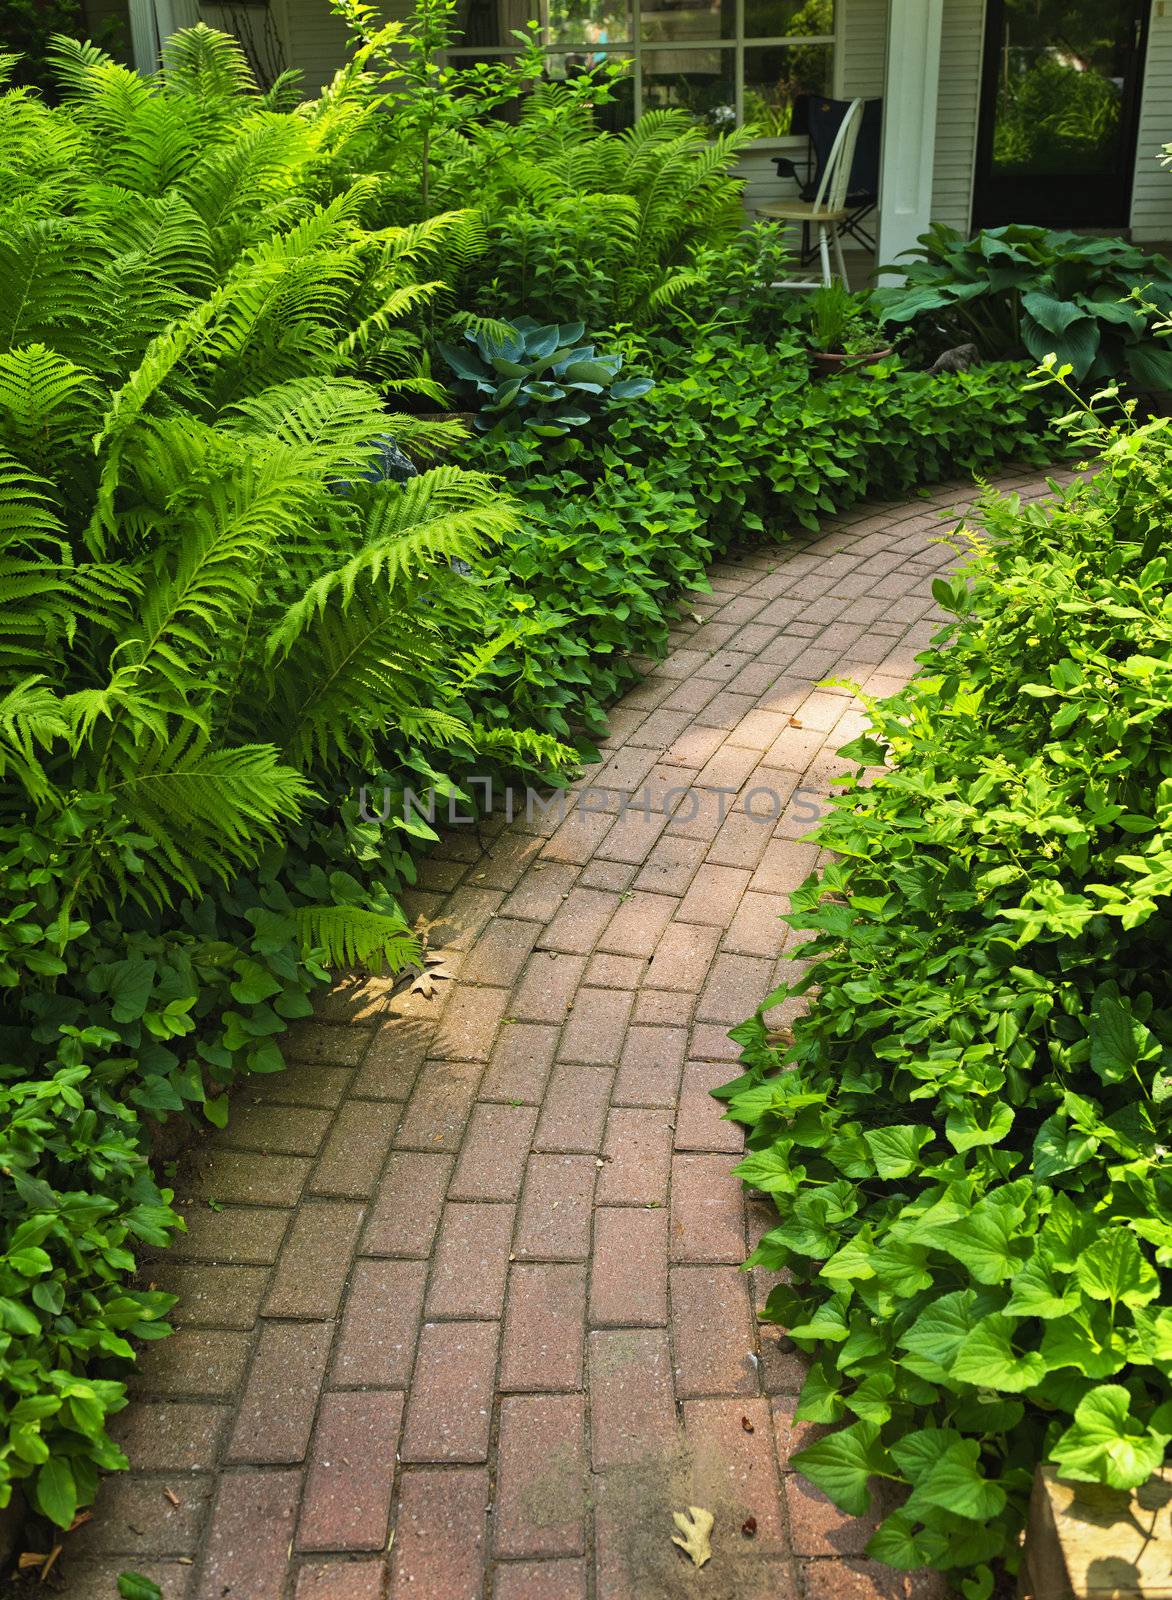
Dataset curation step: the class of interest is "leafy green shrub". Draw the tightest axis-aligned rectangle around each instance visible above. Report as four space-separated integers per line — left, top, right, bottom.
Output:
438 316 652 441
993 56 1120 173
459 334 1065 751
663 223 799 347
0 1035 177 1528
873 224 1172 390
719 401 1172 1592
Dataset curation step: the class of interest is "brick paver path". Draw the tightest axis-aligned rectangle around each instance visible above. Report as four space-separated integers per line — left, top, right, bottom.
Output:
62 471 1066 1599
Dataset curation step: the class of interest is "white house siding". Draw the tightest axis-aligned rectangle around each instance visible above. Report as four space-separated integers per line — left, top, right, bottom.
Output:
1131 2 1172 241
839 0 885 97
929 0 984 232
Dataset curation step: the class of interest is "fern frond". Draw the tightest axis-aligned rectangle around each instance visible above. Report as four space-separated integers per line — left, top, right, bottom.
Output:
0 346 103 457
264 592 439 769
473 722 577 770
110 731 312 900
268 467 514 653
161 23 258 102
0 678 68 804
0 219 101 356
293 903 419 973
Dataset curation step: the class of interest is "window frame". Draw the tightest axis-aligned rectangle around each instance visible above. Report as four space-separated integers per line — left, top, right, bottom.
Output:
443 0 839 146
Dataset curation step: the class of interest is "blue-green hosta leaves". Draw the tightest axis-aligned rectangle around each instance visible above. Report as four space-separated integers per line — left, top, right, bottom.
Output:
440 315 654 443
1051 1386 1172 1490
871 223 1172 389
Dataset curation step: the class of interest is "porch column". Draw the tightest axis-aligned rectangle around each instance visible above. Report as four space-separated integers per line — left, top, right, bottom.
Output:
129 0 201 72
128 0 160 72
875 0 944 278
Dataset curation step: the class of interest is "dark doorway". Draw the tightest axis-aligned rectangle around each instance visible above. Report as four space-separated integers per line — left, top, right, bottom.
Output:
972 0 1149 229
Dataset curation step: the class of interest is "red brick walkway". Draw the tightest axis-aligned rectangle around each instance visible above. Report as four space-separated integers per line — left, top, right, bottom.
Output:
61 472 1063 1599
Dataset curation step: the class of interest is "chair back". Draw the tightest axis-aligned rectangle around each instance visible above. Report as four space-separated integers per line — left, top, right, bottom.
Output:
810 96 864 216
802 96 882 202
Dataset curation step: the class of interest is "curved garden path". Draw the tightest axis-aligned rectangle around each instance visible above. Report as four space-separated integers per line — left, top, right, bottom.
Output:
60 469 1068 1600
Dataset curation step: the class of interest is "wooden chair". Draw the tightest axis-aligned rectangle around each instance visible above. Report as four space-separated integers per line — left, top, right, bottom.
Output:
756 97 866 289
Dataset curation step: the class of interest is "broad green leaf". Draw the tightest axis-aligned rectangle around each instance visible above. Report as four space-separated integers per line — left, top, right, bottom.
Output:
865 1509 928 1570
1041 1305 1129 1379
1076 1227 1159 1309
1021 291 1084 335
945 1101 1014 1152
1051 1385 1168 1490
794 1359 846 1423
1089 983 1159 1085
732 1146 800 1194
937 1190 1031 1284
899 1289 1001 1380
820 1229 877 1284
106 957 157 1023
1005 1253 1077 1319
118 1577 164 1600
844 1370 894 1424
36 1455 78 1529
862 1124 934 1179
950 1313 1048 1393
792 1420 883 1515
904 1434 1007 1522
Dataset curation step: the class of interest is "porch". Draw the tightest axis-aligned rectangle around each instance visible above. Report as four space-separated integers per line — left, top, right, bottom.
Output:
118 0 1172 263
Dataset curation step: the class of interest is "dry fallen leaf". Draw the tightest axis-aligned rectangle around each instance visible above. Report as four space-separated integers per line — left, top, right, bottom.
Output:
39 1544 63 1580
671 1505 714 1568
741 1415 755 1434
163 1486 180 1506
409 950 455 999
18 1552 48 1571
788 716 803 727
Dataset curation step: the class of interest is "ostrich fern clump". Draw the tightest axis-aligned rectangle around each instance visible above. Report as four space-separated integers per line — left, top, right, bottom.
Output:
0 25 558 939
0 28 576 1529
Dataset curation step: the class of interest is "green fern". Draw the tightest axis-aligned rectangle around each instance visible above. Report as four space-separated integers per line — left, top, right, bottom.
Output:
294 904 419 972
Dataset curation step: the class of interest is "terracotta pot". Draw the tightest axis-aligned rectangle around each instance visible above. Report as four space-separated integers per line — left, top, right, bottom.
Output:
809 347 895 377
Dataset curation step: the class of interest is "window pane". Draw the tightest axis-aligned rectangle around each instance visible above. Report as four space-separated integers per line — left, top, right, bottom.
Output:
641 46 735 129
543 0 632 49
743 0 833 40
989 0 1129 177
544 51 635 127
456 0 536 50
742 42 832 136
640 0 735 47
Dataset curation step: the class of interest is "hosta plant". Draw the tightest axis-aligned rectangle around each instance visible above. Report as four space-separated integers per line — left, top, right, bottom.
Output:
438 316 653 439
719 394 1172 1592
872 224 1172 390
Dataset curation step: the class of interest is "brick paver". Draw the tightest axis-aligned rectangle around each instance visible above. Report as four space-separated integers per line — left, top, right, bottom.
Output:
61 476 1064 1597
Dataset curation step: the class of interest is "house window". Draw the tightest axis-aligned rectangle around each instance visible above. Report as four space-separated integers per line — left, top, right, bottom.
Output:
446 0 834 137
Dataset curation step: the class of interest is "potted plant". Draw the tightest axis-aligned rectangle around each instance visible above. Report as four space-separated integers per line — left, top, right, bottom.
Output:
805 282 894 375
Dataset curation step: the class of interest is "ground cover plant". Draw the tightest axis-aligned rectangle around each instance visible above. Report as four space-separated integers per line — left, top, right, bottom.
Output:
0 10 1068 1544
719 386 1172 1593
873 224 1172 391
